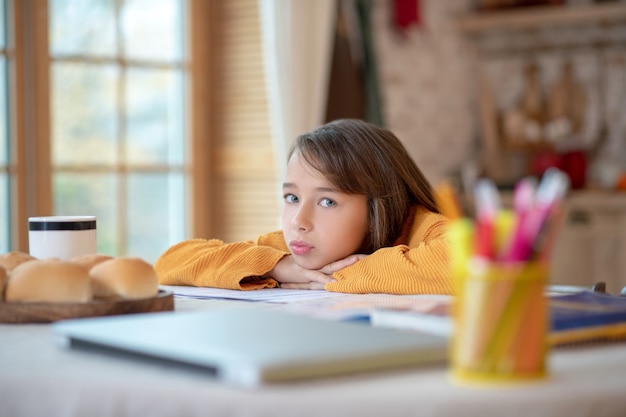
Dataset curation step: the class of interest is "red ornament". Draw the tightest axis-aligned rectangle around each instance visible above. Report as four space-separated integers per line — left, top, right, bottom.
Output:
393 0 421 30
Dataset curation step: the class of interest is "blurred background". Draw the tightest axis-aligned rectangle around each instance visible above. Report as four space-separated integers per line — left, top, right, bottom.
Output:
1 0 625 290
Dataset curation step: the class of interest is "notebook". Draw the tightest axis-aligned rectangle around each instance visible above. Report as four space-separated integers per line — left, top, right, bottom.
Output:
370 290 626 347
549 291 626 346
52 308 448 388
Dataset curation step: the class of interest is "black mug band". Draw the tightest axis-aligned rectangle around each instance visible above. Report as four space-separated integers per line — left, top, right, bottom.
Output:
29 220 96 231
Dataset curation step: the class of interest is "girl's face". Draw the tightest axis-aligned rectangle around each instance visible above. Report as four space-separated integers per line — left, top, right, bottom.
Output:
282 152 369 270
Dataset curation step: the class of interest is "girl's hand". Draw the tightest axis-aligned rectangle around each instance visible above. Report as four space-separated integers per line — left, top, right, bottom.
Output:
270 254 367 290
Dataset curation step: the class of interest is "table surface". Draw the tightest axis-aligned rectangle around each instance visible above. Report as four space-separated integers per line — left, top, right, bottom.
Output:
2 297 626 417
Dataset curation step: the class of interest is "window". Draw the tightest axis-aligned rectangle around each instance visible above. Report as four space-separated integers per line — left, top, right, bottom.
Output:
2 0 279 262
48 0 187 262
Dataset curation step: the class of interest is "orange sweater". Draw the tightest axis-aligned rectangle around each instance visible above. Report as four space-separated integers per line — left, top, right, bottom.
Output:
155 207 453 295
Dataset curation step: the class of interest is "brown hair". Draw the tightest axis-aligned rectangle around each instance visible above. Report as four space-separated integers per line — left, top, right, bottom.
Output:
288 118 439 253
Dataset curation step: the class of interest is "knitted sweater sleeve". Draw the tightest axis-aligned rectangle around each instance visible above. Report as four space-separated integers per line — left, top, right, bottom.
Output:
154 231 290 290
325 209 454 295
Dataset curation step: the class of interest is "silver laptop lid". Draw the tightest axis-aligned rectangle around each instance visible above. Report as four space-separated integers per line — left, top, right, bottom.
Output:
52 308 447 388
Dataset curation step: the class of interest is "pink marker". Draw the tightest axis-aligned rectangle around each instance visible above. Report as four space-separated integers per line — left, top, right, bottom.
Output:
498 177 535 261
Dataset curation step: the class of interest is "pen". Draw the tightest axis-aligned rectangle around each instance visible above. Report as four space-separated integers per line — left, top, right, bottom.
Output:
503 169 569 262
447 218 474 283
498 177 535 261
494 209 515 257
473 178 500 260
528 172 569 261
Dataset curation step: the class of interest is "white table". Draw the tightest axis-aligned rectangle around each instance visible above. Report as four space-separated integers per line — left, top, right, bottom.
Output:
1 297 626 417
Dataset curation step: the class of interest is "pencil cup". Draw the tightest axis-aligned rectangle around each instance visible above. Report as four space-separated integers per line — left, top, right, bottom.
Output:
28 216 97 261
450 260 548 384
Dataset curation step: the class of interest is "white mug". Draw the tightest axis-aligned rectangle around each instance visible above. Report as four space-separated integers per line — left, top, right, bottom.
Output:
28 216 97 260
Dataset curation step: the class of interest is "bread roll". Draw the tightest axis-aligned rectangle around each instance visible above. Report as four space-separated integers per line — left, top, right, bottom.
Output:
0 266 7 301
89 257 159 300
6 259 92 303
0 251 36 271
70 253 114 271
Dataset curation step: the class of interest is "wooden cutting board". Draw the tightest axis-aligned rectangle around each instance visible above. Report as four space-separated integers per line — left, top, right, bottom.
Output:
0 290 174 323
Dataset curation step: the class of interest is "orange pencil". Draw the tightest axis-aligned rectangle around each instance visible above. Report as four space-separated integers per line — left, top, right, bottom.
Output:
435 180 463 220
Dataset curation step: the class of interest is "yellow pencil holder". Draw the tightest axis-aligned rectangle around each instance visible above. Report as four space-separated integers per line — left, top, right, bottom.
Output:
450 260 549 385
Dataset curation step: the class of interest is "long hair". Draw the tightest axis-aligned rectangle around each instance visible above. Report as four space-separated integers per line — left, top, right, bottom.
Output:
288 119 439 253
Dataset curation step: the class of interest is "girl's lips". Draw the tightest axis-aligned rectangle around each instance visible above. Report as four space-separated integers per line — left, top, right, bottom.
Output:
290 240 313 256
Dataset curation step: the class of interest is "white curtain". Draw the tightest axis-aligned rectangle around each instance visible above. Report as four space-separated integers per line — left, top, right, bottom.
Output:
259 0 336 190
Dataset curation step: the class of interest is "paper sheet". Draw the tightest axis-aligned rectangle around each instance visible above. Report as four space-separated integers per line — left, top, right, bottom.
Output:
160 285 345 303
160 285 454 321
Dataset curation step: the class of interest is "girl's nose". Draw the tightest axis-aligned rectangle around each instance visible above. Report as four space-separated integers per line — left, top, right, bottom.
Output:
291 206 312 232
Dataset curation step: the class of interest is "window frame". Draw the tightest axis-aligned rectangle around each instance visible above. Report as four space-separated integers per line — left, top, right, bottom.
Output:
7 0 48 251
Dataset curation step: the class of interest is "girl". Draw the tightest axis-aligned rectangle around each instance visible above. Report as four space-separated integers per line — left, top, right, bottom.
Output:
155 119 453 295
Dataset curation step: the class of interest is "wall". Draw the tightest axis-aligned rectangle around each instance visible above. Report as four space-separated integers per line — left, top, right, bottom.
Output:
371 0 626 189
372 0 477 185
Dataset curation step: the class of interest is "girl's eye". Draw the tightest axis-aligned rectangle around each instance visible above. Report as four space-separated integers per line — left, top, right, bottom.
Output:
284 194 299 204
320 198 336 208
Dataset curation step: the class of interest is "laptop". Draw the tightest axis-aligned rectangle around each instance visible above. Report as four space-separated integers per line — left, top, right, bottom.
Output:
52 308 448 388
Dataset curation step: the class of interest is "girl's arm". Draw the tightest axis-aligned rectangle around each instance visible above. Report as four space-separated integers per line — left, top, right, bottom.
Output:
154 233 290 290
325 240 452 295
325 210 454 295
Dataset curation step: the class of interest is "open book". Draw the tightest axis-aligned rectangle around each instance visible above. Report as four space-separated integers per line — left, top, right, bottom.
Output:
370 290 626 347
